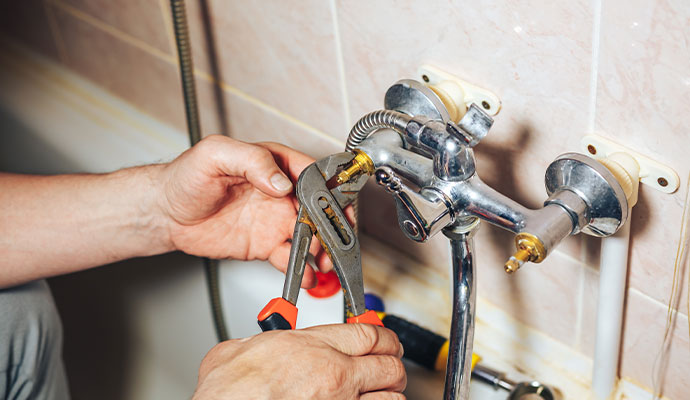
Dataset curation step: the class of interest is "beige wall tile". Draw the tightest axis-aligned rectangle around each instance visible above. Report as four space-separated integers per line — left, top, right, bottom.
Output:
596 0 690 308
577 270 690 398
218 87 344 160
184 0 347 139
49 1 343 159
50 5 187 131
620 290 690 399
474 225 585 348
0 0 61 61
59 0 173 55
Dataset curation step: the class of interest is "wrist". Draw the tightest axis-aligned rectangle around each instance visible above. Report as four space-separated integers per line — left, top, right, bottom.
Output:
119 163 176 256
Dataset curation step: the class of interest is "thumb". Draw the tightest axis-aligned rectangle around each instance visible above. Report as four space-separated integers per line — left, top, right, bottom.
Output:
206 136 294 197
304 324 402 357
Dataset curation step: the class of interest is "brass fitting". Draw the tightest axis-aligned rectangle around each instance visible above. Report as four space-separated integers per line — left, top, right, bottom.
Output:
504 233 546 274
335 150 375 185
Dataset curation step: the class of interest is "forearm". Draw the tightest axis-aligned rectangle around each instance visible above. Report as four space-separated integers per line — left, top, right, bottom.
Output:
0 166 174 287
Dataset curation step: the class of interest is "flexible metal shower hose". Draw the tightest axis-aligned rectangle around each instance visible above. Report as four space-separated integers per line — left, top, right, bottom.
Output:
345 109 409 232
170 0 229 342
345 110 409 152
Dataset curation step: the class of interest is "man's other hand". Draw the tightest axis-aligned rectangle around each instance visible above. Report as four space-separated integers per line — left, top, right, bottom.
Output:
193 324 406 400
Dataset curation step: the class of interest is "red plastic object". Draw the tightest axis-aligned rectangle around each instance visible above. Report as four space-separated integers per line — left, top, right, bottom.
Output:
257 298 298 330
347 310 384 326
307 270 341 298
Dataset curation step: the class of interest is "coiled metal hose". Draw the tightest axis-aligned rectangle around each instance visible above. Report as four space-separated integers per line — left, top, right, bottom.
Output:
170 0 229 342
345 110 410 152
344 109 410 232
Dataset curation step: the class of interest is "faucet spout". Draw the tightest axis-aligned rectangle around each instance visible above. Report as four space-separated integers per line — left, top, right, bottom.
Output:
443 222 478 400
441 175 532 233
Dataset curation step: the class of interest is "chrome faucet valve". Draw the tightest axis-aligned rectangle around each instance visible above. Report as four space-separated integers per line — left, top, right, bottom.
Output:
344 76 631 400
544 153 628 237
504 153 629 273
395 104 493 182
446 103 493 148
374 166 452 242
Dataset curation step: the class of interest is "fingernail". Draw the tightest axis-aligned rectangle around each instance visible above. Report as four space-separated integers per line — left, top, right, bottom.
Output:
270 173 292 192
398 343 405 358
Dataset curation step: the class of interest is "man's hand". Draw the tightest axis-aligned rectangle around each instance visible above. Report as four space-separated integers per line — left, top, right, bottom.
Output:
158 135 330 287
193 324 407 400
0 134 331 287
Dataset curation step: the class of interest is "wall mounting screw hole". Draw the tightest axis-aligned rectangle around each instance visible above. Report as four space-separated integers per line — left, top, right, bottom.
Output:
587 144 597 155
481 101 490 110
657 177 668 187
421 74 430 83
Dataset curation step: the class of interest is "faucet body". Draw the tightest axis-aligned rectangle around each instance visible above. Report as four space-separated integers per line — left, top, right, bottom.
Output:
358 121 578 259
345 79 628 399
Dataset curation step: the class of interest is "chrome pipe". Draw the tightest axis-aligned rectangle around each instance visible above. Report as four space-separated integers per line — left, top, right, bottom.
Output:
443 222 478 400
357 130 436 187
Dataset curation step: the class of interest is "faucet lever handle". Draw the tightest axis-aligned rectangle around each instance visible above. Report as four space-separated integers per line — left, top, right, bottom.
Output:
446 103 493 147
375 166 452 242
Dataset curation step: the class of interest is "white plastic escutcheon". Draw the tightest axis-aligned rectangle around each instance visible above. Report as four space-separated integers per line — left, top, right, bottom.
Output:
581 134 680 194
418 64 501 117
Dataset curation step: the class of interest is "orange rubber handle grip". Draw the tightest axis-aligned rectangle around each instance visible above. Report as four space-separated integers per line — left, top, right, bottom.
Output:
346 310 384 326
257 298 298 330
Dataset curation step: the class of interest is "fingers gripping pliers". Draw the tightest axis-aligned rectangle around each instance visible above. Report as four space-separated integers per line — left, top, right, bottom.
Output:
257 152 383 331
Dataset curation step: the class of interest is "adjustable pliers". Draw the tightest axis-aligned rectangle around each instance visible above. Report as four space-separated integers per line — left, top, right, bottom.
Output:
257 152 382 331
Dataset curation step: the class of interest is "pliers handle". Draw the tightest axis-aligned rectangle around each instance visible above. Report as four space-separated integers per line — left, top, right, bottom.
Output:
257 152 383 331
257 206 312 331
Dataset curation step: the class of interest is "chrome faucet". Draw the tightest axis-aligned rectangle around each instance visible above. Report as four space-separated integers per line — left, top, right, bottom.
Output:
340 79 628 399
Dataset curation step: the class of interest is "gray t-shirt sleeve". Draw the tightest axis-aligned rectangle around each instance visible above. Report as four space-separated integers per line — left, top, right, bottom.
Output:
0 280 70 400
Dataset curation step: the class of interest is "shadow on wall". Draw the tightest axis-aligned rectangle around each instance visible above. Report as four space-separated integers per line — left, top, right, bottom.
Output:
48 253 195 400
0 107 78 174
198 0 230 137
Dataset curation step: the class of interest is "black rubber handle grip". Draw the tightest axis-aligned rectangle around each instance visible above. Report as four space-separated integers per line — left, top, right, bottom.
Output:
382 314 446 370
258 313 293 331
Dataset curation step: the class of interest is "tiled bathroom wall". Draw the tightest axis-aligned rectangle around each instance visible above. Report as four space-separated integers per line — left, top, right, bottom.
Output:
1 0 689 397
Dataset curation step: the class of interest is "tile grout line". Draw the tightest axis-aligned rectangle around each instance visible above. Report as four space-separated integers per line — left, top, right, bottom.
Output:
629 286 690 321
52 0 176 64
0 36 185 149
552 245 689 319
587 0 602 132
47 0 343 149
328 0 352 131
43 0 69 65
192 70 345 148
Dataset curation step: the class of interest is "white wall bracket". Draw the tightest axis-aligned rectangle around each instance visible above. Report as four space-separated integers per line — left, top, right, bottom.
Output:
581 134 680 194
418 65 501 117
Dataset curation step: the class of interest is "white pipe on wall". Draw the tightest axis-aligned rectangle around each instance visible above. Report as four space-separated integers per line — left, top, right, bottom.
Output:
591 153 640 400
592 218 631 399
